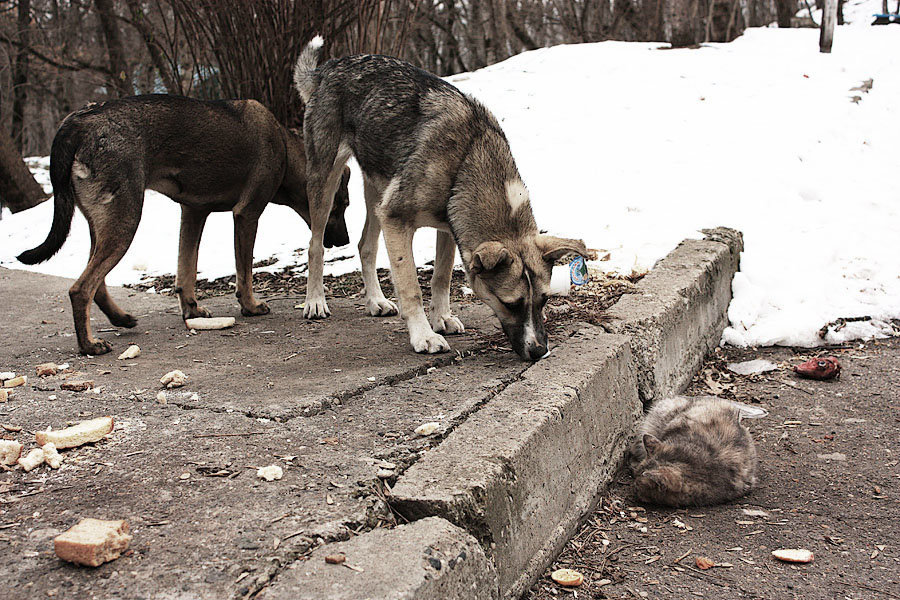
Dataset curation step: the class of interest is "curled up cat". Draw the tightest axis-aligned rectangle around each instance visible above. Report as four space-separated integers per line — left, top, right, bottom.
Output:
628 396 766 507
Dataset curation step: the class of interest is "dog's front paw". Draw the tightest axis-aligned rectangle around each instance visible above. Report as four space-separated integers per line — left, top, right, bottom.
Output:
81 338 113 356
430 313 465 335
366 297 398 317
410 330 450 354
241 301 270 317
303 297 331 319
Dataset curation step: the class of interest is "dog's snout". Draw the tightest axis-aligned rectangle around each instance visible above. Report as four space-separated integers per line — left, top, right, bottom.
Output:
526 343 549 361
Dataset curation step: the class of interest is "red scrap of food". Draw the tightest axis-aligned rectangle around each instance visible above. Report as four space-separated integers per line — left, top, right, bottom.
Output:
794 356 841 380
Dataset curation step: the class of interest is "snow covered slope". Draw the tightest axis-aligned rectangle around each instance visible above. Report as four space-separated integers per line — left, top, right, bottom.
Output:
2 10 898 347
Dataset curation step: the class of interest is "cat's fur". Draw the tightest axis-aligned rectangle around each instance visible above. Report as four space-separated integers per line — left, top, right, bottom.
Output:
628 396 758 507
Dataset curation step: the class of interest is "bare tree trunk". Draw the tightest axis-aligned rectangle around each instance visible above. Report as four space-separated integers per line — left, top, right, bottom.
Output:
94 0 132 97
0 127 48 214
668 0 700 45
12 0 31 152
124 0 180 94
819 0 837 52
507 1 539 50
775 0 795 26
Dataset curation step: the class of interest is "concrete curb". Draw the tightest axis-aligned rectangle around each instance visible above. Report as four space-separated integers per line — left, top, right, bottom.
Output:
388 227 743 599
257 517 498 600
391 330 641 598
603 227 743 405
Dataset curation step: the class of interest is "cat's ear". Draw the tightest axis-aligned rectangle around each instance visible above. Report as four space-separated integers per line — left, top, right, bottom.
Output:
643 434 662 456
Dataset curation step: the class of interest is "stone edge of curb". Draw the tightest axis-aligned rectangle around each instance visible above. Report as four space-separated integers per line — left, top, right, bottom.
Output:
256 517 499 600
388 227 743 599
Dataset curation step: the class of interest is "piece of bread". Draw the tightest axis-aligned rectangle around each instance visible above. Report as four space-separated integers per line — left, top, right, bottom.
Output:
18 447 45 471
36 363 59 377
42 442 63 469
54 519 131 567
3 375 27 388
772 549 814 563
0 389 8 403
117 345 141 360
60 380 94 392
159 370 187 389
0 440 22 465
184 317 235 330
35 416 114 450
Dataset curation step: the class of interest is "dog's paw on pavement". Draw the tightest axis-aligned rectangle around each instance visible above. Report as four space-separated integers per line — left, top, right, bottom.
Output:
366 297 398 317
303 298 331 319
430 313 465 335
241 301 270 317
82 339 113 356
411 331 450 354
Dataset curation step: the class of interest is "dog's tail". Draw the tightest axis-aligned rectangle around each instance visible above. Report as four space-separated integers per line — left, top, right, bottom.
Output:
17 123 81 264
293 35 324 103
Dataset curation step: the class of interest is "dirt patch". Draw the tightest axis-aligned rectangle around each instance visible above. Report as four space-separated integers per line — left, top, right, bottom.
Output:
525 338 900 600
128 266 642 343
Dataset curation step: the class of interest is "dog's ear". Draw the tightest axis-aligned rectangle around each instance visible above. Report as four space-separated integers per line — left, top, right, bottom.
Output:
536 235 597 263
470 242 512 275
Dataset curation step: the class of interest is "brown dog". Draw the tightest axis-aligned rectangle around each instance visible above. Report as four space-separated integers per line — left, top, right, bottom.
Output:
18 95 350 355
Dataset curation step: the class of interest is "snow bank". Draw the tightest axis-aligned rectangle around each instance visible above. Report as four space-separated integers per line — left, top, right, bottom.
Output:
2 6 898 347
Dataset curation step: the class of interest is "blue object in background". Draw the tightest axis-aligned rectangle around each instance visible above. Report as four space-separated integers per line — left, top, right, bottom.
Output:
570 256 589 286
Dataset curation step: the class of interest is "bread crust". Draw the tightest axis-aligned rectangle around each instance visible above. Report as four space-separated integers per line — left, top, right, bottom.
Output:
35 416 114 449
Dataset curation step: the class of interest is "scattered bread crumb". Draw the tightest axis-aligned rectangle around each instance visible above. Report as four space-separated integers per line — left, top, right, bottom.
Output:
0 439 23 465
414 422 439 436
42 442 63 469
772 549 814 563
551 568 584 587
160 370 187 389
60 380 94 392
117 345 141 360
256 465 283 481
18 448 45 471
36 363 58 377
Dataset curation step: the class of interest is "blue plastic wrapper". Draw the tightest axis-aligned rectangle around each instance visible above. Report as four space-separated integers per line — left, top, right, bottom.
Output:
569 256 589 286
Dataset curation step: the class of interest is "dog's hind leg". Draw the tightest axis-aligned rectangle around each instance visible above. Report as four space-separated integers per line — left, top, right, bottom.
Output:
233 203 271 317
428 230 464 335
175 205 212 320
87 227 138 329
380 214 450 354
94 282 138 329
303 102 351 319
70 186 142 355
358 177 398 317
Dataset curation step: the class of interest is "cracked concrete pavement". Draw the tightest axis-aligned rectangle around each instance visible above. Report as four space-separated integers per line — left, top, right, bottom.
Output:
0 267 542 599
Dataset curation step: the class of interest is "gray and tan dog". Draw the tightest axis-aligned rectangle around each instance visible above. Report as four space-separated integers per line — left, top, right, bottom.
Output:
18 95 351 355
294 37 593 361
